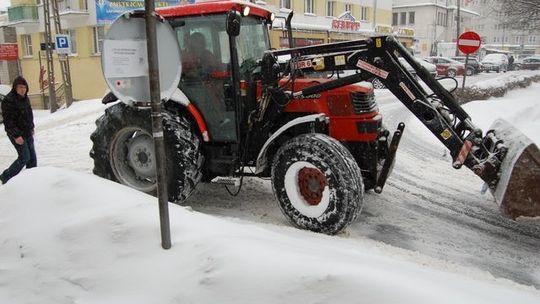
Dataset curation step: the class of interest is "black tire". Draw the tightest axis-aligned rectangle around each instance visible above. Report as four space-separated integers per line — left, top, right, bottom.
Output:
465 68 474 76
90 102 203 202
447 69 457 78
271 133 364 234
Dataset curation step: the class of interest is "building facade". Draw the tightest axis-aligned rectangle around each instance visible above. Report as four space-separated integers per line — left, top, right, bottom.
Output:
392 0 480 57
6 0 105 108
393 0 539 58
465 0 540 58
5 0 405 107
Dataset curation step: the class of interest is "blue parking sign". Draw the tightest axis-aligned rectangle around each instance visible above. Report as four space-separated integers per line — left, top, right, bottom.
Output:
55 34 71 54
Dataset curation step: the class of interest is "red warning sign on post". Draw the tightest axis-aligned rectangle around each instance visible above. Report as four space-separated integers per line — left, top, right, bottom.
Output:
0 43 19 60
457 31 481 54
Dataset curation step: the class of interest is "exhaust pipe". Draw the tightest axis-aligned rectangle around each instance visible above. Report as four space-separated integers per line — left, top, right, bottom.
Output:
488 119 540 219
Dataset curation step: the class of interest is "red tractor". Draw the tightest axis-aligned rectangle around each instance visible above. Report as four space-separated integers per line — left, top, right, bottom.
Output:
91 1 539 234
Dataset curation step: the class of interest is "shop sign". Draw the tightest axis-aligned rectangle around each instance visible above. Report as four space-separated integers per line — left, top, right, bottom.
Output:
332 19 360 31
95 0 184 25
375 25 393 34
0 43 18 61
396 28 415 37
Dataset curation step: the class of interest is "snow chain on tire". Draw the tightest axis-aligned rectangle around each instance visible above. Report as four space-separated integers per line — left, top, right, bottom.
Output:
271 133 364 234
90 102 203 203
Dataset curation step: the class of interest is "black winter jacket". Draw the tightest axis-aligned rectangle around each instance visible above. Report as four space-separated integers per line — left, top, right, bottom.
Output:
1 87 34 139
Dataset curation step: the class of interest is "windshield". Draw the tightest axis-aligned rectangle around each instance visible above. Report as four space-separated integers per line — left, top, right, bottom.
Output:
236 16 270 71
172 15 269 69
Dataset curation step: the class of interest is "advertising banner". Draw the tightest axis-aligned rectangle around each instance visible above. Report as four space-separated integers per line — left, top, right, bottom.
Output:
0 43 18 61
95 0 194 25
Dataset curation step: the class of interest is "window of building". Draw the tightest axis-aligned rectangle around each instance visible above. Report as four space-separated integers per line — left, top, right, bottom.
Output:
345 3 353 13
21 34 33 57
400 12 406 25
326 1 335 17
392 13 398 25
409 12 415 24
68 30 77 54
361 7 368 21
280 0 291 9
305 0 314 14
36 0 41 4
529 36 537 43
493 37 497 43
92 26 105 54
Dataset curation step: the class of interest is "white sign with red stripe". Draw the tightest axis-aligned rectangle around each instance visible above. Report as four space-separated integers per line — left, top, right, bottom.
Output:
457 31 481 54
356 59 389 79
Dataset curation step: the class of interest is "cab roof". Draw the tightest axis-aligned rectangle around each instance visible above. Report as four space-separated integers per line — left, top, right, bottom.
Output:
157 0 272 20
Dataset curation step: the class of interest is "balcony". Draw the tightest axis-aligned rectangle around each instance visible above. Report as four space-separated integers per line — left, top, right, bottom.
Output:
57 0 90 19
7 5 39 26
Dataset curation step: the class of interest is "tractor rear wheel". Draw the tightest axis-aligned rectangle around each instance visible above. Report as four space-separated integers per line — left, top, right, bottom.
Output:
271 133 364 234
90 102 203 202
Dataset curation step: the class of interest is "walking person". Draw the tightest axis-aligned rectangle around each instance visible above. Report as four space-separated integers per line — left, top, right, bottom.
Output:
0 76 37 184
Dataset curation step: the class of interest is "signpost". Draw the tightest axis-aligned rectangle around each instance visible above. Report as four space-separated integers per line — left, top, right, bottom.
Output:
55 34 71 55
102 8 182 250
457 31 481 88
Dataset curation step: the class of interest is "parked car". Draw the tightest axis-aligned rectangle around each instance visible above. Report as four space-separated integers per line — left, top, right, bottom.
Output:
0 84 12 124
519 56 540 70
422 56 466 77
481 53 508 73
451 56 483 75
415 58 438 77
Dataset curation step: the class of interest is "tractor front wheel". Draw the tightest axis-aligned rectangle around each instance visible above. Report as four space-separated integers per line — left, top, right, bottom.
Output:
271 133 364 234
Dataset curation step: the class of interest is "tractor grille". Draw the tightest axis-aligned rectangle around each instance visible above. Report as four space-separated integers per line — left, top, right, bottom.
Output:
350 91 377 114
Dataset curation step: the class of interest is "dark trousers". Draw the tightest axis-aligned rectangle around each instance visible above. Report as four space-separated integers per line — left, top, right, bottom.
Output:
0 135 37 184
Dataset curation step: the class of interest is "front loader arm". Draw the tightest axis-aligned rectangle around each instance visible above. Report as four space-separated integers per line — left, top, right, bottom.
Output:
263 36 481 168
261 36 540 218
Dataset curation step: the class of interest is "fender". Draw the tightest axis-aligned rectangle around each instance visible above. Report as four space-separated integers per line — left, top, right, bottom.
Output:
169 88 210 142
255 113 329 174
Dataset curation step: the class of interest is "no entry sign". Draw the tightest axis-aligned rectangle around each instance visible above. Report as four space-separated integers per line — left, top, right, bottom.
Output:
457 31 481 54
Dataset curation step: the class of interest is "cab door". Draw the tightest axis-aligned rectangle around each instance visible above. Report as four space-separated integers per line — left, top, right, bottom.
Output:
174 15 237 143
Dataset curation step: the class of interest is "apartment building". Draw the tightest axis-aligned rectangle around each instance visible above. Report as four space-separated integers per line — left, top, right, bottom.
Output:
465 0 540 57
392 0 479 57
6 0 105 107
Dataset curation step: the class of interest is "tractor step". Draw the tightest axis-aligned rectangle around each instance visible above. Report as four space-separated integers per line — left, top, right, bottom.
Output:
211 176 241 187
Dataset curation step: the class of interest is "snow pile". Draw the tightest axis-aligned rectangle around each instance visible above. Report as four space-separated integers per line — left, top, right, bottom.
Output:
0 167 539 303
454 71 540 103
470 73 537 90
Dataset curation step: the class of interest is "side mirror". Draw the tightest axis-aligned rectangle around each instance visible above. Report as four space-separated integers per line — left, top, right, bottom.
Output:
226 10 241 37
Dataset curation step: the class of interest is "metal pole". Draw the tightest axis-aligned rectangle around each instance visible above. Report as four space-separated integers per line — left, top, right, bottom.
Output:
144 0 171 249
462 54 469 89
43 0 58 112
455 0 461 56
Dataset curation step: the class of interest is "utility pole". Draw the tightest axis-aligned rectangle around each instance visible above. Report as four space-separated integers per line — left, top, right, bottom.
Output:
455 0 461 56
50 0 73 107
42 0 57 112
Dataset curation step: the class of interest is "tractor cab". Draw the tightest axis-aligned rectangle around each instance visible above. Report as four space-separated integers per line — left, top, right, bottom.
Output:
162 4 272 143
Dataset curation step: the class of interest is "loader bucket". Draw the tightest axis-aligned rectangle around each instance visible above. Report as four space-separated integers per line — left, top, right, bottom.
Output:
488 119 540 219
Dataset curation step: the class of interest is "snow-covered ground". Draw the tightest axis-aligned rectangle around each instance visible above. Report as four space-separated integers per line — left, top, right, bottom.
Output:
0 72 539 303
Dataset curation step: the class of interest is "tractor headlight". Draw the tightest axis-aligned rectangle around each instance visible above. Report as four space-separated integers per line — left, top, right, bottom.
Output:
242 6 250 17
